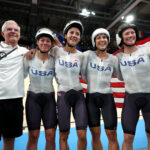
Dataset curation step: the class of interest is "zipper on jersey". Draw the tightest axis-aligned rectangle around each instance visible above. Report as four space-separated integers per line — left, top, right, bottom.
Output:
66 54 73 88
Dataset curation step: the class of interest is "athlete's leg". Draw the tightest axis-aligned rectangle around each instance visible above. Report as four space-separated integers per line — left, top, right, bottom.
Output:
45 128 56 150
105 129 119 150
121 93 139 150
90 127 102 150
77 129 87 150
122 133 134 150
57 92 71 150
42 93 57 150
3 137 15 150
59 131 69 150
141 93 150 150
102 94 119 150
73 91 88 150
26 130 40 150
26 92 41 150
86 93 102 150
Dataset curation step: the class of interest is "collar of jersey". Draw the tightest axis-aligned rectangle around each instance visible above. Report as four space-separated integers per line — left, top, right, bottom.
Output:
0 41 18 49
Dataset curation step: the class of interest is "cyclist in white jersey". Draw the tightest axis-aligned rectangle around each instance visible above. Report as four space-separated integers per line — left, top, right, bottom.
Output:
116 23 150 150
0 20 28 150
24 28 57 150
51 20 88 150
82 28 121 150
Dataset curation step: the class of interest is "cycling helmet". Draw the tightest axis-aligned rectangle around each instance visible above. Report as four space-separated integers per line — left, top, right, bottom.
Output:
35 28 55 41
91 28 110 47
116 23 139 46
63 20 84 36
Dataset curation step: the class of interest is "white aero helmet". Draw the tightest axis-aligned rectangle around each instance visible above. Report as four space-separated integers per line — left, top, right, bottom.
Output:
35 28 55 41
91 28 110 47
116 33 122 47
63 20 84 36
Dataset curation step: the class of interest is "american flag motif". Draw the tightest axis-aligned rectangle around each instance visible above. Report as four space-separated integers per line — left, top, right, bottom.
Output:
80 77 125 108
110 76 125 108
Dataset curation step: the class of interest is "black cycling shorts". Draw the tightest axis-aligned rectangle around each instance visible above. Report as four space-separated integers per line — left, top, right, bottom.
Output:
26 91 57 130
122 92 150 135
0 98 23 139
86 93 117 130
57 89 88 132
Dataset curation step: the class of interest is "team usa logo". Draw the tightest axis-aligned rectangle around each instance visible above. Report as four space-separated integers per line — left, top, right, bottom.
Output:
120 57 145 66
31 68 53 76
59 59 78 68
90 62 111 71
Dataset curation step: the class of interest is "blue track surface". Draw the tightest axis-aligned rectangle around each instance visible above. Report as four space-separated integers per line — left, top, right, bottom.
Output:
0 119 147 150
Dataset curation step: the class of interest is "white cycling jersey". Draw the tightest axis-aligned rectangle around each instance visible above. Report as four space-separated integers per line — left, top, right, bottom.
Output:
24 52 55 93
82 50 121 93
0 41 28 99
116 44 150 93
51 46 83 92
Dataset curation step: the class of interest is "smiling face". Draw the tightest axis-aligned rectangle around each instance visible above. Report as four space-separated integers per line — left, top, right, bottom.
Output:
95 34 108 51
64 27 81 47
122 28 136 46
37 36 52 52
1 22 20 47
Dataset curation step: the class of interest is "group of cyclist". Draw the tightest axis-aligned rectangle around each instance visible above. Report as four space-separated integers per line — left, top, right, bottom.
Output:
0 19 150 150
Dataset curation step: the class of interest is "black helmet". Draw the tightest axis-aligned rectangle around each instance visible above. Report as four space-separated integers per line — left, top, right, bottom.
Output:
63 20 84 36
116 23 139 47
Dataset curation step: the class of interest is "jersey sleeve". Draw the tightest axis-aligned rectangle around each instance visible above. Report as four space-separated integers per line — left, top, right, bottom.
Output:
20 47 29 55
23 57 29 78
81 51 90 82
112 55 123 81
139 43 150 56
50 46 59 57
145 44 150 56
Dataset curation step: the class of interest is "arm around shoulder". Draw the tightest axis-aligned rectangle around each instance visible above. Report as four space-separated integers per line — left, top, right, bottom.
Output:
113 55 123 81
